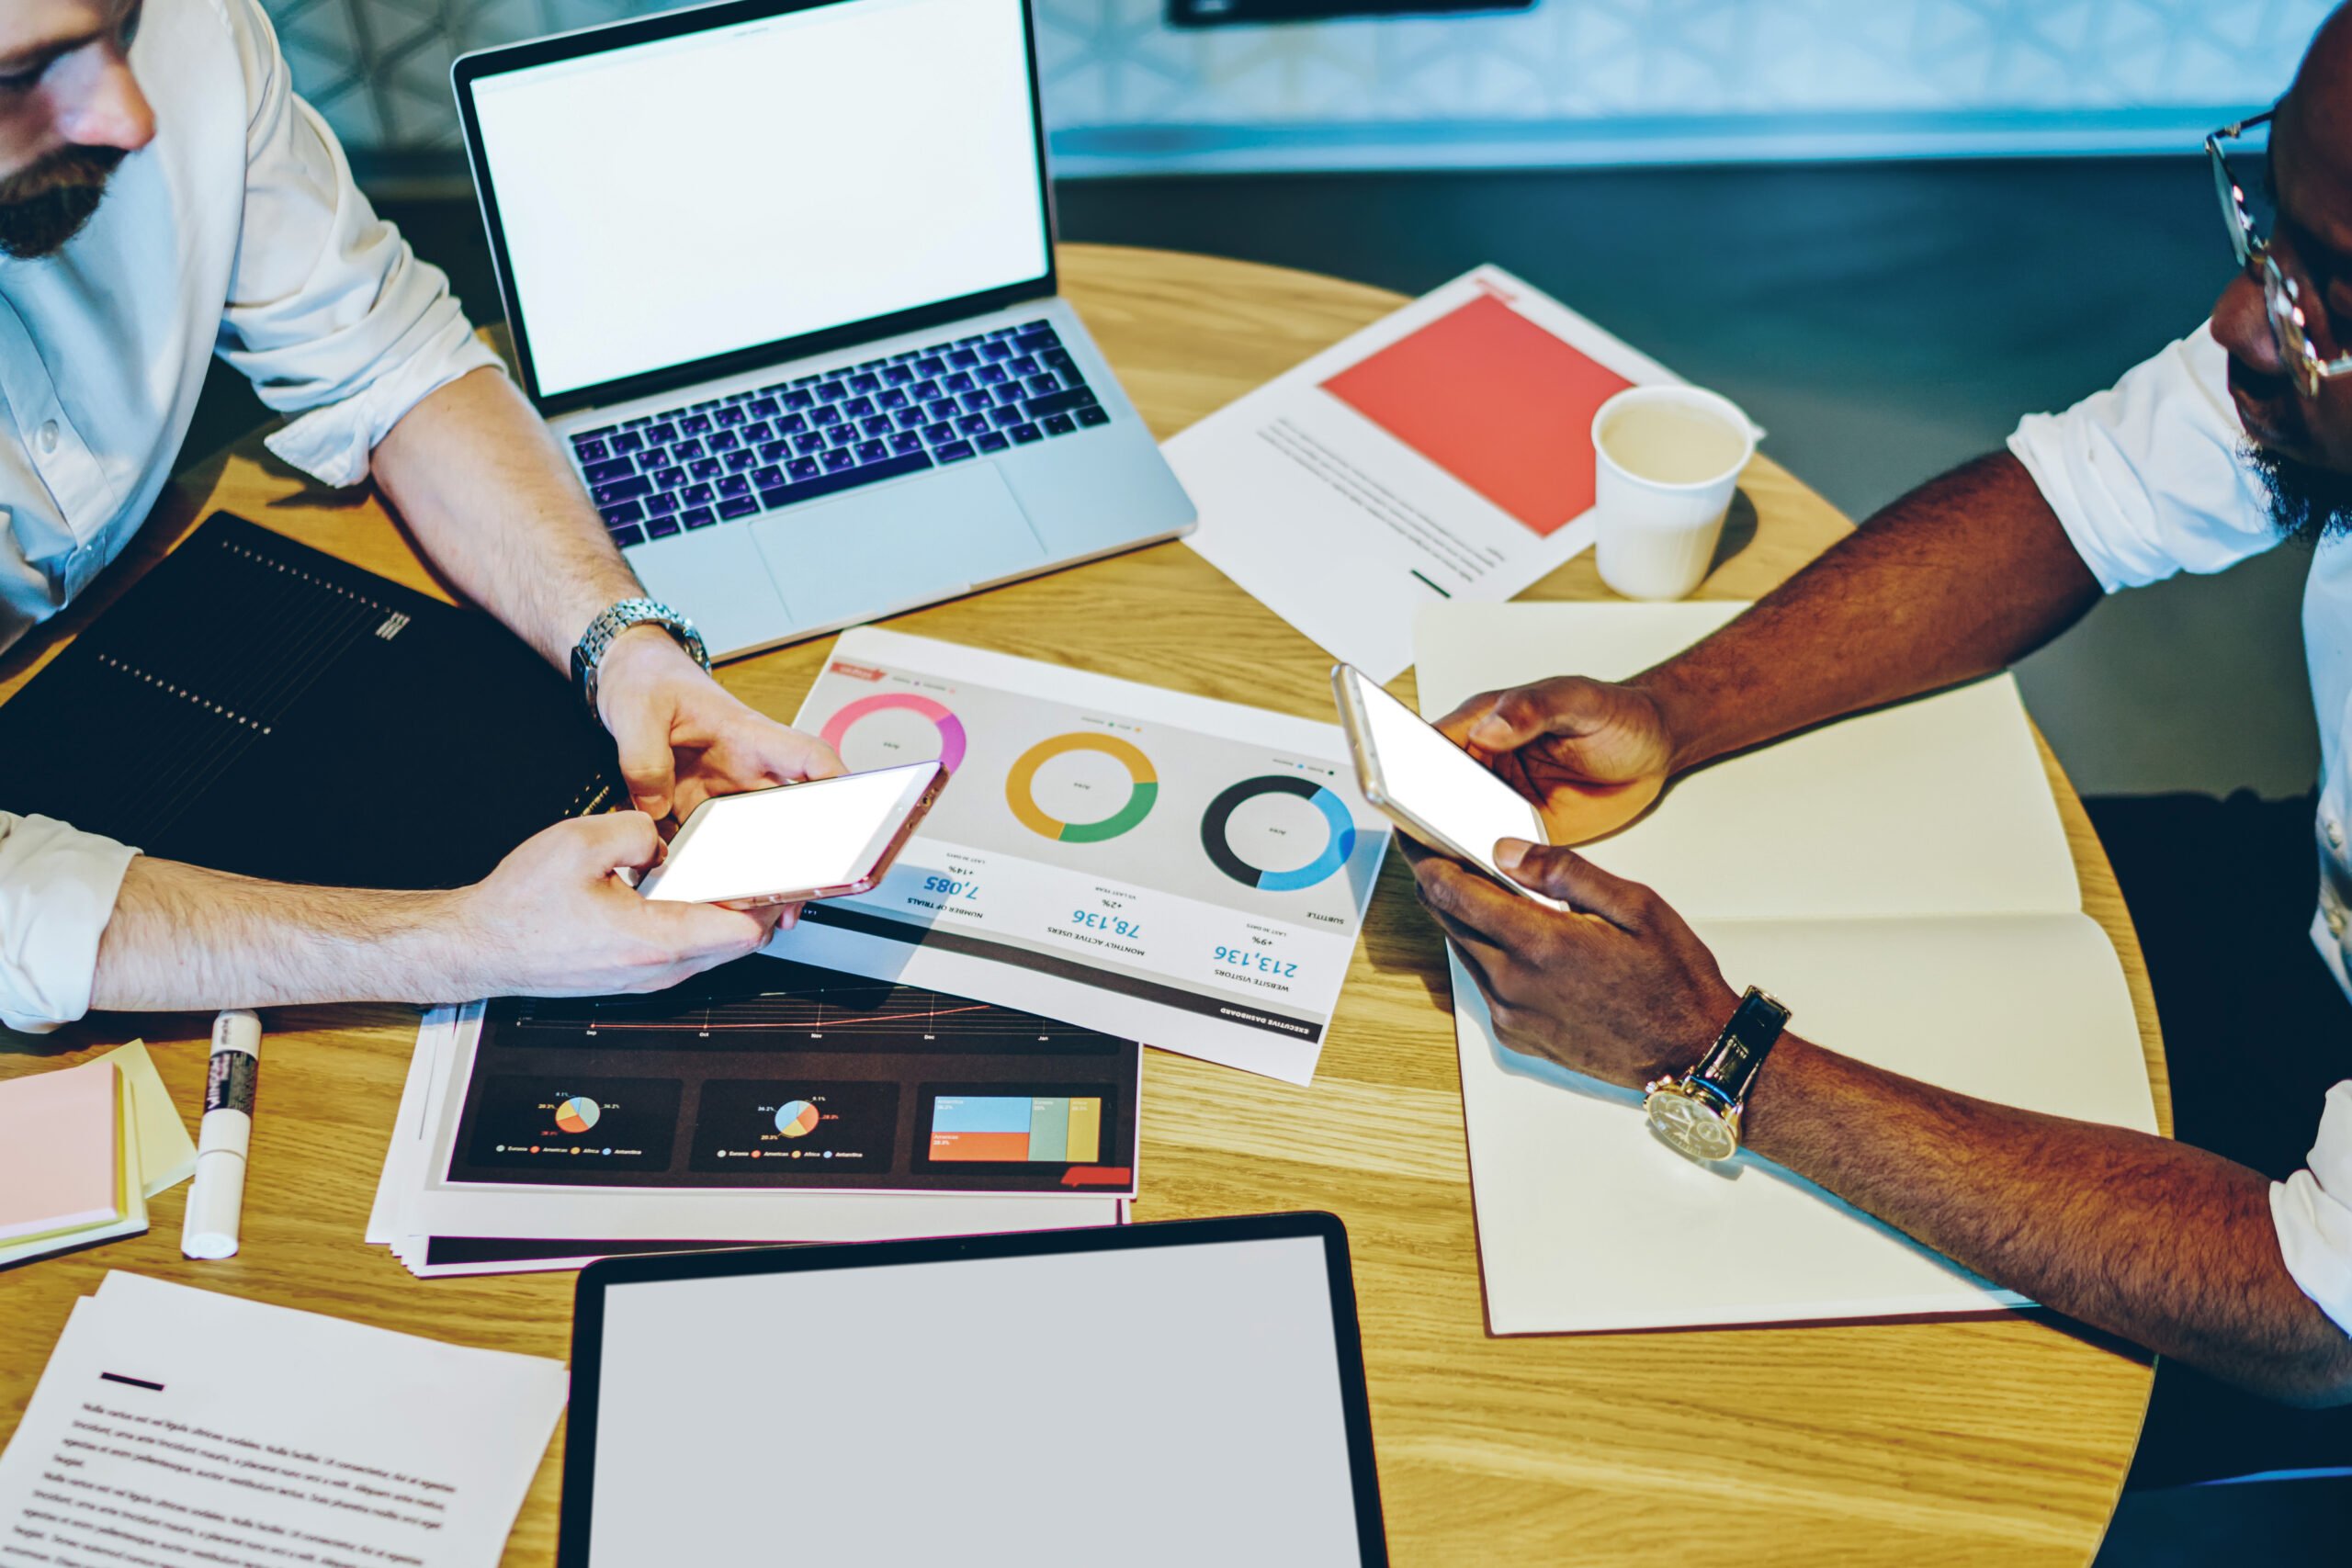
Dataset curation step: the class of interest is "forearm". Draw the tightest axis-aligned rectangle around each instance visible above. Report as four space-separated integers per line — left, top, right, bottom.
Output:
1747 1037 2352 1404
368 367 641 669
1638 451 2102 772
89 856 476 1012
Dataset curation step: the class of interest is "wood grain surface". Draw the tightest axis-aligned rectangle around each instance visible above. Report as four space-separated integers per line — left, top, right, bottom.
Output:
0 243 2168 1566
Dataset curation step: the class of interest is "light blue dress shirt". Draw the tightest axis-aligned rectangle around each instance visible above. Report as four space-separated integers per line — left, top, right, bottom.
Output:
0 0 498 1032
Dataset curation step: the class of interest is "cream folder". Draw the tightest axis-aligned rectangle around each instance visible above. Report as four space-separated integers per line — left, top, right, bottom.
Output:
1416 603 2160 1333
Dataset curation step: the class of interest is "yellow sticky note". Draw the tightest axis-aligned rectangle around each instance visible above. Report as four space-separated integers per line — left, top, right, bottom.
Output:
98 1040 197 1198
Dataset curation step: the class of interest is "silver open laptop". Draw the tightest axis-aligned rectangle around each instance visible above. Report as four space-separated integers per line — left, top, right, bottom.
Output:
452 0 1195 660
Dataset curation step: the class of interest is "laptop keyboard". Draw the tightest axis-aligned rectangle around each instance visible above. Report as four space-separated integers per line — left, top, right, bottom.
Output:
567 319 1109 547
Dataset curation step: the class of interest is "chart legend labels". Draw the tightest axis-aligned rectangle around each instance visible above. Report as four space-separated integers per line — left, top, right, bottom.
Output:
688 1080 899 1172
467 1077 681 1172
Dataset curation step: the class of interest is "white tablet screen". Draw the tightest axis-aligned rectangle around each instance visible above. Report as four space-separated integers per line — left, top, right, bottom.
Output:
586 1236 1366 1564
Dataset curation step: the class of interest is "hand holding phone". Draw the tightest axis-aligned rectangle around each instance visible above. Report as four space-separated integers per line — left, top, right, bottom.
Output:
1331 665 1566 909
633 761 947 909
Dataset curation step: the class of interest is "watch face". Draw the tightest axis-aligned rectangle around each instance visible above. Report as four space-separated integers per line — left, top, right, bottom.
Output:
1645 1089 1736 1162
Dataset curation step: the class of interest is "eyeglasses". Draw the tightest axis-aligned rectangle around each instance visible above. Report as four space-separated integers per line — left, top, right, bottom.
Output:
2209 108 2352 400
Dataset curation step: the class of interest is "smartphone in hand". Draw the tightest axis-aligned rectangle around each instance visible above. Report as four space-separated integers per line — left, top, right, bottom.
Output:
634 761 947 909
1331 665 1565 910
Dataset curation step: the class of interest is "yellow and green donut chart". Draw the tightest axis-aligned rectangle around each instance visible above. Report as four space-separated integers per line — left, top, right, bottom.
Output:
1005 732 1159 843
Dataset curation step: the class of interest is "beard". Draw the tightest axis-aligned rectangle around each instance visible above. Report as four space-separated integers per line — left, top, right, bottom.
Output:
2245 441 2352 547
0 145 126 260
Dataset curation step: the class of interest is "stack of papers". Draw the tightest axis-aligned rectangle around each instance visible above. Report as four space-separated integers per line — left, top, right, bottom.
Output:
1416 603 2162 1334
0 1043 195 1267
368 960 1134 1278
0 1272 563 1566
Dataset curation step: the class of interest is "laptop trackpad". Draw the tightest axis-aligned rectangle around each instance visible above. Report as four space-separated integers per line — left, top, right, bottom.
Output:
751 463 1046 630
628 526 787 660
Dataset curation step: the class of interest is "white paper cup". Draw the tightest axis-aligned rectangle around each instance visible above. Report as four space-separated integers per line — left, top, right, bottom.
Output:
1590 386 1761 601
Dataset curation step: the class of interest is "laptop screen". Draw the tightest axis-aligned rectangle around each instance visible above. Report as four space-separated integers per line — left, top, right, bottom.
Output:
464 0 1050 402
580 1235 1372 1564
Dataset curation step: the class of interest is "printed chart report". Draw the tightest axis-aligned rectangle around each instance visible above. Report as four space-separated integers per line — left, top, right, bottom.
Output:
437 953 1141 1199
1168 264 1684 680
782 628 1392 1083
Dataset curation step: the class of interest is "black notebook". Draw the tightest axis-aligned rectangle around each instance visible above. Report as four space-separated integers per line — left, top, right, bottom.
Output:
0 513 623 890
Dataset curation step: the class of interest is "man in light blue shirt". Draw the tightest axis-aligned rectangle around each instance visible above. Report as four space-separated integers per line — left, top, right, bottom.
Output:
0 0 844 1032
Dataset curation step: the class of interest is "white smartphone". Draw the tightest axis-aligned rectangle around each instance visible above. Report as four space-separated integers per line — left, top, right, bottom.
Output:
1331 664 1564 908
634 761 947 909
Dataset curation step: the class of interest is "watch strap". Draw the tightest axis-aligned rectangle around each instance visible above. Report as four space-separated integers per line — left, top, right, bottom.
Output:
1688 986 1790 1110
571 597 709 718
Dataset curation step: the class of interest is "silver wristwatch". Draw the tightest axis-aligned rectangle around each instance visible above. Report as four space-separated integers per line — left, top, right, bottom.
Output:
571 597 709 717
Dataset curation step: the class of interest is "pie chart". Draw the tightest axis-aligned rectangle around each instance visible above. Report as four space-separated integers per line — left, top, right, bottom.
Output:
1200 775 1358 892
1006 732 1159 843
775 1100 821 1138
554 1097 601 1135
820 693 968 772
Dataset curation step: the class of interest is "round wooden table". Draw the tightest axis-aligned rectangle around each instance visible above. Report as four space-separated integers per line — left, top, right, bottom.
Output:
0 244 2169 1565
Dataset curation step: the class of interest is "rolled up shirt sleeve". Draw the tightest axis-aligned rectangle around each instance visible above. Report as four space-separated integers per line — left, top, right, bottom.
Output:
2007 324 2281 592
0 814 139 1034
213 0 502 489
2273 1082 2352 1335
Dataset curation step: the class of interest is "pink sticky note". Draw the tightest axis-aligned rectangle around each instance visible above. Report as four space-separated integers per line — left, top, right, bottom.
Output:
0 1059 120 1241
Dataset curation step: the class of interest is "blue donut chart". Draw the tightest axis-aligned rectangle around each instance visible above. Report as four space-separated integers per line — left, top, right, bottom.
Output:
1201 775 1357 893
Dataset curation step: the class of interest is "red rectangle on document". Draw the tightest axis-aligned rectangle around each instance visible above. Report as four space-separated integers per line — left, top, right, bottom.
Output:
1320 293 1634 537
928 1130 1030 1161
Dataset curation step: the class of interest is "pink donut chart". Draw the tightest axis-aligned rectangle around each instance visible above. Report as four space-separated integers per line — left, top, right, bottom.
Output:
820 693 969 773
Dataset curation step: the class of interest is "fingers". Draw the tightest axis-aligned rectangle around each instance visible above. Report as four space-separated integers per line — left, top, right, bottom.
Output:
1469 678 1613 752
565 809 666 874
1410 852 1560 953
612 705 679 822
654 898 774 962
788 732 849 782
738 725 845 785
672 724 846 827
1432 689 1508 749
1494 840 1657 929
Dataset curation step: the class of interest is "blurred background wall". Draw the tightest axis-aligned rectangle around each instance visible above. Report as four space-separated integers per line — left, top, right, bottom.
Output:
271 0 2319 175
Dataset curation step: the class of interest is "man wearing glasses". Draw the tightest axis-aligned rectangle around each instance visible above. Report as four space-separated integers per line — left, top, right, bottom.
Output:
1408 9 2352 1495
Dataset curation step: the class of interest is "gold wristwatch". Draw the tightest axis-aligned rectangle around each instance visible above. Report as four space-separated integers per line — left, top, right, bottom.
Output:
1643 987 1790 1164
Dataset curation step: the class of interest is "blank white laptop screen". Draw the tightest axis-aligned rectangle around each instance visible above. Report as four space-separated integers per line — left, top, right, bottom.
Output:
585 1236 1367 1564
468 0 1050 400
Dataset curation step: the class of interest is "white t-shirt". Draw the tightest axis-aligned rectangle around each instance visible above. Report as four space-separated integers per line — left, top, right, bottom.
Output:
2008 323 2352 1335
0 0 498 1032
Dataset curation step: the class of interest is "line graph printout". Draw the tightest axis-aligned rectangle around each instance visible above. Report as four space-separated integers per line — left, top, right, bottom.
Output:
781 628 1391 1085
436 955 1139 1198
